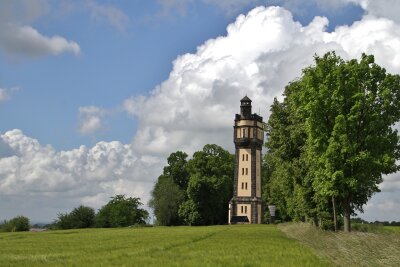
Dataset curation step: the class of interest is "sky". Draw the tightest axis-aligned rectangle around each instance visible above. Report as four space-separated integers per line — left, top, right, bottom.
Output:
1 0 400 223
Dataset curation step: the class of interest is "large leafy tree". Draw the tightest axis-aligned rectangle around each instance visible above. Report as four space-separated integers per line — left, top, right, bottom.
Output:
179 144 234 225
95 195 148 227
149 151 188 226
149 175 185 226
265 52 400 232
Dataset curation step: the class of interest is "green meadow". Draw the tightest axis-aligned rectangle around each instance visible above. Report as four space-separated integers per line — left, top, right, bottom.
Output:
1 224 400 267
0 225 329 267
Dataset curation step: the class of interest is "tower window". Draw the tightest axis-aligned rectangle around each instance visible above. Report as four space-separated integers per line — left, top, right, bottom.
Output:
241 206 243 213
242 168 244 175
242 154 245 161
246 168 248 175
241 182 244 189
242 128 246 137
245 206 247 213
246 154 248 161
245 182 248 190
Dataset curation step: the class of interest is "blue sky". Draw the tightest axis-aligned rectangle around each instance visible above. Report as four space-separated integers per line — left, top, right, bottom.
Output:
1 0 400 222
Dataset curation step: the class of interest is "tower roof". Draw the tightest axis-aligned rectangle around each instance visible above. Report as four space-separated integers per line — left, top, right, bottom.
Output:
241 96 252 102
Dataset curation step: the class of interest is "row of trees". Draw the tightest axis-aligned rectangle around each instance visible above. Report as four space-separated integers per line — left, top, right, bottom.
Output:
54 195 148 229
263 52 400 232
149 144 234 226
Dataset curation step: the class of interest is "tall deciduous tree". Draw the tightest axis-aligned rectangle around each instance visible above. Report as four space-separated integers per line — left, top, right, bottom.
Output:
149 151 188 226
179 144 234 225
149 175 185 226
265 52 400 232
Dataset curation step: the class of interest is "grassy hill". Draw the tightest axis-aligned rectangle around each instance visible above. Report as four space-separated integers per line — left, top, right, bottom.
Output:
0 224 329 267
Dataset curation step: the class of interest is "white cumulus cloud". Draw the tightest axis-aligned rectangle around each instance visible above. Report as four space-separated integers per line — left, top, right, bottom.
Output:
0 129 163 221
78 106 106 136
0 87 19 103
0 0 80 58
86 0 129 32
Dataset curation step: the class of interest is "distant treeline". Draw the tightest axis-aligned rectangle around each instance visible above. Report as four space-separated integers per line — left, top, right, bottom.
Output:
0 194 148 231
49 194 148 230
351 217 400 226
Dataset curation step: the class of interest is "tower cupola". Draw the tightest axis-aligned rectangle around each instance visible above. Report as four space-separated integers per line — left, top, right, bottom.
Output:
240 96 252 118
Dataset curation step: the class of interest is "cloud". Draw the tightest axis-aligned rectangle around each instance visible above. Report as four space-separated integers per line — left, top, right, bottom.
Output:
0 89 11 103
352 0 400 23
0 0 80 57
0 87 19 103
157 0 194 16
359 192 400 222
203 0 260 15
0 0 50 24
78 106 106 136
0 24 80 57
86 0 129 32
279 0 400 23
0 129 163 221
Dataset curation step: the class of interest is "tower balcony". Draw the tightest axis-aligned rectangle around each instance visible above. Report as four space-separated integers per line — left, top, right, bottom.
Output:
234 137 263 147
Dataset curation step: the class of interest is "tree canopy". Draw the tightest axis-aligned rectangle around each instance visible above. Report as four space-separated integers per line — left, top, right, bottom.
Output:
1 216 30 232
55 205 95 229
264 52 400 231
150 144 234 226
95 195 148 228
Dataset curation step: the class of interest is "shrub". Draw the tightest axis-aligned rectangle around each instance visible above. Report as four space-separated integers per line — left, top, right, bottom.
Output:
2 216 30 232
54 205 95 229
95 195 148 228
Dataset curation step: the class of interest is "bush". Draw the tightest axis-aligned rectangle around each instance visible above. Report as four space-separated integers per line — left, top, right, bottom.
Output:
2 216 30 232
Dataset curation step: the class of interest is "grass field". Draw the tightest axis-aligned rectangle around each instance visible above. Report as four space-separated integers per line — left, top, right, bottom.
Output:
2 224 399 267
279 223 400 267
0 225 330 267
385 226 400 232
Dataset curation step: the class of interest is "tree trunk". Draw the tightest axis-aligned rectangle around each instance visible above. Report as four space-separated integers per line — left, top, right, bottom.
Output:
343 199 351 232
332 196 337 231
312 216 318 227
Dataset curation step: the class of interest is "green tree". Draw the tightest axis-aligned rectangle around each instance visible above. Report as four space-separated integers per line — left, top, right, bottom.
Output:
149 175 185 226
95 195 148 228
70 205 96 228
2 216 30 232
149 151 188 226
163 151 189 190
54 213 74 229
179 144 234 225
266 52 400 232
54 205 95 229
264 93 317 224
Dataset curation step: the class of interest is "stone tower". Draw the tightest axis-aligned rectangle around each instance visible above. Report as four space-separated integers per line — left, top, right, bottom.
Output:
229 96 264 224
